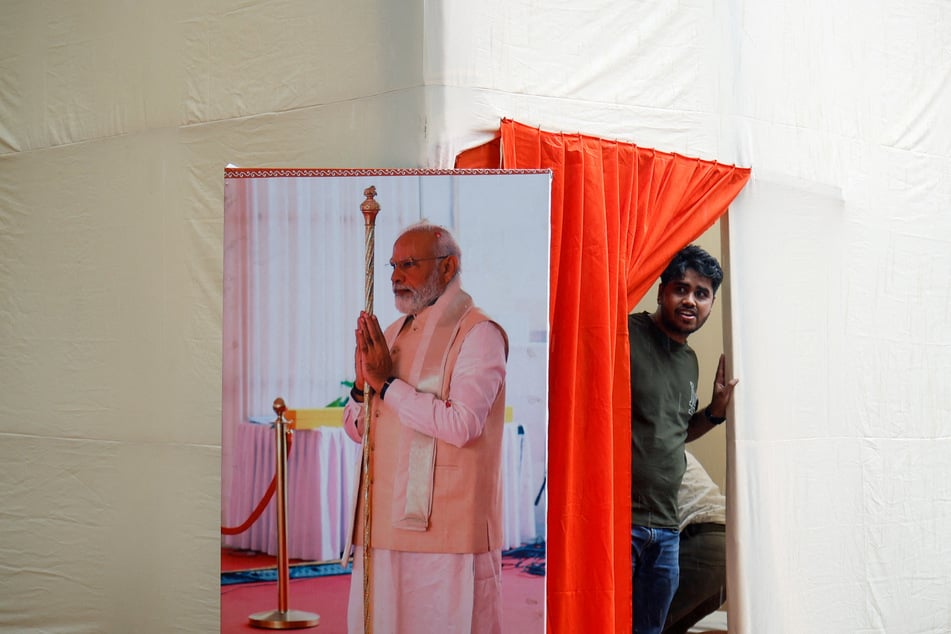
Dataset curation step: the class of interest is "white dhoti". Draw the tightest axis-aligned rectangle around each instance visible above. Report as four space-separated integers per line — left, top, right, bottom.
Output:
347 548 502 634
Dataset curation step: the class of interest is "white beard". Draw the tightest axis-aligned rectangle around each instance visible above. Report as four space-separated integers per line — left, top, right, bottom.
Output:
394 269 443 315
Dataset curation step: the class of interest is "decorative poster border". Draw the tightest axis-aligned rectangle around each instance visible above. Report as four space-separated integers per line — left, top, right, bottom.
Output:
224 168 551 179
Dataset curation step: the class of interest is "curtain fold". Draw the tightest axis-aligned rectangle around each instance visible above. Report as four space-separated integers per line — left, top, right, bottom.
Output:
460 118 750 633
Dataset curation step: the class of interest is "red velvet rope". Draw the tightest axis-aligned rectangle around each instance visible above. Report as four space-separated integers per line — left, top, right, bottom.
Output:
220 429 294 536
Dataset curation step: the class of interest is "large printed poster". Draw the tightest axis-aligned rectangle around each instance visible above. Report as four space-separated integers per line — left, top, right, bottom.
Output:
221 169 551 630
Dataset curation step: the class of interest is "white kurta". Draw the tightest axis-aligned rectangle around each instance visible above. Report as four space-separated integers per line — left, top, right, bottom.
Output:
343 317 507 634
347 549 502 634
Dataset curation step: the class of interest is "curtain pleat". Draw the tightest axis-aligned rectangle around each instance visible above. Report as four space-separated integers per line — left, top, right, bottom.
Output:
463 118 750 633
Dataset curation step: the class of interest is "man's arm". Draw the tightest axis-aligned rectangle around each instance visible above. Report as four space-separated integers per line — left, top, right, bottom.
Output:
342 399 365 442
383 321 506 448
686 353 738 442
352 310 506 447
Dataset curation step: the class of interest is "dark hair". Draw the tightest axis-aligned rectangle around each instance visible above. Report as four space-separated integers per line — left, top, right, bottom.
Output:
660 245 724 294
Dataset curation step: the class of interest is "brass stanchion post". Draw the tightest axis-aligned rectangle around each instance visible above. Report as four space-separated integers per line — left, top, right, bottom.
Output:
249 397 320 630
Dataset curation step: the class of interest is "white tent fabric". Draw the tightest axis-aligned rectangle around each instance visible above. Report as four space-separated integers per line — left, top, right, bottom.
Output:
2 1 949 632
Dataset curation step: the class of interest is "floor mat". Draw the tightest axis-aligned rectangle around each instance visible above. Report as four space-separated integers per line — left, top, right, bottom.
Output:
221 561 353 585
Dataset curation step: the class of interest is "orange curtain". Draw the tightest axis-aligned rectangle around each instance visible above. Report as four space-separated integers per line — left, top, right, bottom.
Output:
457 118 751 633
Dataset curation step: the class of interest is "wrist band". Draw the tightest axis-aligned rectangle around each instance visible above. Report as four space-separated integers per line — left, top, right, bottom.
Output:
380 377 396 400
349 386 365 402
704 405 727 425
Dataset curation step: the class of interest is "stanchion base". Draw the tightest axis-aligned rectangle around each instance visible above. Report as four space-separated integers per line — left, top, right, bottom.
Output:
248 609 320 629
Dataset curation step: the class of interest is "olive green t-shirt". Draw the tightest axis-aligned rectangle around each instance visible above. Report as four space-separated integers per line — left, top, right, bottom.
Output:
629 311 699 529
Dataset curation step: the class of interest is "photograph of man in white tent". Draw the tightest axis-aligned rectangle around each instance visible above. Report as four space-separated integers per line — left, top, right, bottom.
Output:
4 2 951 633
218 171 550 632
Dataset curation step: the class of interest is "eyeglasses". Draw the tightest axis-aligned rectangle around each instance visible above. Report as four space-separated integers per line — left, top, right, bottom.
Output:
387 256 448 272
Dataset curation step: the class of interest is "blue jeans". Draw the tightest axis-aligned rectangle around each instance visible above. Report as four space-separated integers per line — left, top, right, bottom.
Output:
632 525 680 634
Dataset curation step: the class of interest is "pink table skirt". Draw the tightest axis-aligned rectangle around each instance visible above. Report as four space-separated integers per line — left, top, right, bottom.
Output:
224 421 537 561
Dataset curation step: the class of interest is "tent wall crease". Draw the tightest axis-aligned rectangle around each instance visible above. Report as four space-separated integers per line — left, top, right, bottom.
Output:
1 1 430 632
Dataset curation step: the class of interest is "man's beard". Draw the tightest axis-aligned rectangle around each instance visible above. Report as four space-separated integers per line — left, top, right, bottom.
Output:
394 270 443 315
658 306 708 339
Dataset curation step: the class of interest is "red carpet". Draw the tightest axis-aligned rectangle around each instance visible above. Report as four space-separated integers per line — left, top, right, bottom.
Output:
221 548 545 633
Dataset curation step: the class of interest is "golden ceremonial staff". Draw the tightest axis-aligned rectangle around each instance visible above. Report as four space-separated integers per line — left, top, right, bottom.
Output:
359 186 380 634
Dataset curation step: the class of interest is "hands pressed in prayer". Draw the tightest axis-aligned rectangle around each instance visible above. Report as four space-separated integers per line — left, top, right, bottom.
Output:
355 311 393 394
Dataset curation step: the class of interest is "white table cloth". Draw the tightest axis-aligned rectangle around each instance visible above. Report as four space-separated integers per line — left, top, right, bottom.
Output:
224 421 537 561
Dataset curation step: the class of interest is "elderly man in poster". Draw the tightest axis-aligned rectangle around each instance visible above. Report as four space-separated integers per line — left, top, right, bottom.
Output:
342 221 509 634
